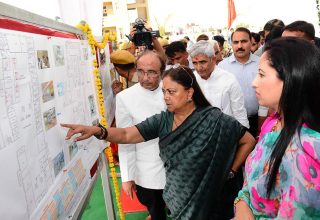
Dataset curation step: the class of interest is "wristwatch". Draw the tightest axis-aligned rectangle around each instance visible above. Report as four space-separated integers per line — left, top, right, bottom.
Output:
228 170 236 179
92 120 108 140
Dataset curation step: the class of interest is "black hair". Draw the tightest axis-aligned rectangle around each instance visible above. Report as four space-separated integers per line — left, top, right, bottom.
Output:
258 30 265 37
231 27 252 41
263 19 285 32
162 66 211 108
135 50 166 73
165 41 187 58
251 32 261 43
263 37 320 197
213 35 226 47
284 20 315 41
265 26 283 43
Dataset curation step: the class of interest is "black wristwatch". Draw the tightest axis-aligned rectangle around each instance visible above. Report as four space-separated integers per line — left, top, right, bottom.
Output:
93 120 108 140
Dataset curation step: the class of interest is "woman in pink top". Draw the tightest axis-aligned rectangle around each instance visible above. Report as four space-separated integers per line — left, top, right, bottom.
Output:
234 37 320 219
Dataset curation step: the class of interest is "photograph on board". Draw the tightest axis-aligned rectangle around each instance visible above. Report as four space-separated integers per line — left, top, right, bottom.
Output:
43 107 57 130
53 45 65 66
53 151 65 176
37 50 50 69
41 80 55 103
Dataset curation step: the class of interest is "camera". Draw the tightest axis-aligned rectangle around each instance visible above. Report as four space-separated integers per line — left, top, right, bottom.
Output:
131 18 160 47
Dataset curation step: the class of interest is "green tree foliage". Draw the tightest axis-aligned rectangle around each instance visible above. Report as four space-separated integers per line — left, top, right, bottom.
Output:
236 23 249 29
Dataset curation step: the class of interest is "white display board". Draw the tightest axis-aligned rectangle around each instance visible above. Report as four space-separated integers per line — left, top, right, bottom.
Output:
0 28 105 220
97 45 116 126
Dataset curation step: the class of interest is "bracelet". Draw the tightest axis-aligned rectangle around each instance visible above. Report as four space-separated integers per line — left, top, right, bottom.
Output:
234 197 244 206
228 170 236 179
94 123 108 140
233 197 244 214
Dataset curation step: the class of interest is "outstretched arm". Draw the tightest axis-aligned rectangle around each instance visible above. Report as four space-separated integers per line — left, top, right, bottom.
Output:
231 131 256 172
61 124 145 144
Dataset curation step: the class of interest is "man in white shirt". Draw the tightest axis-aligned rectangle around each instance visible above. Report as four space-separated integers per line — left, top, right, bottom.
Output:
116 50 166 220
189 40 249 128
219 27 268 136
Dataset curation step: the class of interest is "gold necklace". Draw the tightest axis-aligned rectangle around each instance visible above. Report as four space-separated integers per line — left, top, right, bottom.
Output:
272 117 282 132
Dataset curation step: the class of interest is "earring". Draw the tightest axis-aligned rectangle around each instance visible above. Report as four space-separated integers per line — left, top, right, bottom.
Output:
187 98 192 103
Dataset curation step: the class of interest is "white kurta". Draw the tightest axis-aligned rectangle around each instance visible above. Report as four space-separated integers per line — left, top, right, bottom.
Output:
116 83 166 189
195 66 250 128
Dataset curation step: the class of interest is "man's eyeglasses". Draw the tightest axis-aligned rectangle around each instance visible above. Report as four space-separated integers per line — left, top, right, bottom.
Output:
136 69 160 78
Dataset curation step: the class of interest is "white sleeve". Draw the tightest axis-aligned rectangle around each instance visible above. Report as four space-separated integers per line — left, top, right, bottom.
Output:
115 94 136 182
229 80 250 128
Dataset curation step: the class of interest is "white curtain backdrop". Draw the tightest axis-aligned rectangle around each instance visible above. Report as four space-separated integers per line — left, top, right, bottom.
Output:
58 0 103 36
1 0 103 36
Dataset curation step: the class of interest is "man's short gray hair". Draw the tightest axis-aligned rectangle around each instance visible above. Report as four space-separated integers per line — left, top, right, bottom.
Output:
189 40 215 58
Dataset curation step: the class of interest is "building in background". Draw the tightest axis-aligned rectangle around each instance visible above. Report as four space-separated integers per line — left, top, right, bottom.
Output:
102 0 150 41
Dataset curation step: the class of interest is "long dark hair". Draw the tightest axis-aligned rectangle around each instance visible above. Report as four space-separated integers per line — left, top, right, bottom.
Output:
162 65 211 107
264 37 320 197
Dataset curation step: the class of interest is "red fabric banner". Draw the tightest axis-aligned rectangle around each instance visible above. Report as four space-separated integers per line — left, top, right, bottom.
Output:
0 18 78 39
228 0 237 29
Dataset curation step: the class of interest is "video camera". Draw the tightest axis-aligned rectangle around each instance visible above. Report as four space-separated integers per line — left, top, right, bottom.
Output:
131 18 160 48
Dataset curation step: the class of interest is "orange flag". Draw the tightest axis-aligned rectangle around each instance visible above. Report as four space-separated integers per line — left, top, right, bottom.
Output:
228 0 237 29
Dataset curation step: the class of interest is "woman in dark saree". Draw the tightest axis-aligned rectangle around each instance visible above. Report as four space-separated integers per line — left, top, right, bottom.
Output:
62 65 255 220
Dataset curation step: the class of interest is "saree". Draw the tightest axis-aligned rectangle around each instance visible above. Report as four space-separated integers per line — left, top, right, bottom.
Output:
136 106 246 220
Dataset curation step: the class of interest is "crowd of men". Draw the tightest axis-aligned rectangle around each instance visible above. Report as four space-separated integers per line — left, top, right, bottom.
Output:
108 19 318 220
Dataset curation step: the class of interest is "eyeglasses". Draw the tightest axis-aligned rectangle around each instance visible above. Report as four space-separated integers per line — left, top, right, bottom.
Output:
171 64 194 87
136 69 160 78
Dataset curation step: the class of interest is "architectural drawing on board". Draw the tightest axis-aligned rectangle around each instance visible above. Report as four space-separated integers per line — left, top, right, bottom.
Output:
0 32 55 217
0 33 19 146
0 17 101 218
53 44 65 67
17 145 36 214
39 158 87 220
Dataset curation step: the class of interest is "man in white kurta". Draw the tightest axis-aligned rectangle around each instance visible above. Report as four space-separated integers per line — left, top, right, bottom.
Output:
116 51 166 220
189 40 249 128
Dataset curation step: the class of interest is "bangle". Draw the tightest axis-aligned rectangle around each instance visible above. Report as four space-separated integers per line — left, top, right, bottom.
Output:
94 123 108 140
233 197 244 214
234 197 245 216
231 168 237 173
234 197 244 206
228 170 236 179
